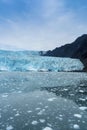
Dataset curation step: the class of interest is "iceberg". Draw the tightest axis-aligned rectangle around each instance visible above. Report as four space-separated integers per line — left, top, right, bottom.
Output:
0 50 84 72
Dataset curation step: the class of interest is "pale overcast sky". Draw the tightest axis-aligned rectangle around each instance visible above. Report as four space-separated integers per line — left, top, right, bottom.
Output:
0 0 87 50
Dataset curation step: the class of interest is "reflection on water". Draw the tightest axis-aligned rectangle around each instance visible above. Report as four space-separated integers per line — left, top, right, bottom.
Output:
0 72 87 130
42 83 87 110
0 91 87 130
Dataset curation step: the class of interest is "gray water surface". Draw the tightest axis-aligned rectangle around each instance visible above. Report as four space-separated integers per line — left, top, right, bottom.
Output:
0 72 87 130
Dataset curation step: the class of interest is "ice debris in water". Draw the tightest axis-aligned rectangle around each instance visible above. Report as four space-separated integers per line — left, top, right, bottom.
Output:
15 112 20 117
74 114 82 118
35 108 41 110
27 110 32 113
79 107 87 111
79 90 84 93
31 121 38 125
39 119 45 123
9 117 14 120
2 94 8 98
43 127 53 130
37 109 45 115
6 125 13 130
48 97 57 102
73 124 80 129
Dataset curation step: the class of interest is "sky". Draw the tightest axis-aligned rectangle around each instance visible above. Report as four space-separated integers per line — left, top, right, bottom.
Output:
0 0 87 50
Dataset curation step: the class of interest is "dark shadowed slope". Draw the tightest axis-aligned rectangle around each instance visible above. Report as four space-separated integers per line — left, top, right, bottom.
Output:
44 34 87 71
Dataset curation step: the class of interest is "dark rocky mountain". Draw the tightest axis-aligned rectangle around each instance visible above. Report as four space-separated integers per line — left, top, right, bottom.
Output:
44 34 87 71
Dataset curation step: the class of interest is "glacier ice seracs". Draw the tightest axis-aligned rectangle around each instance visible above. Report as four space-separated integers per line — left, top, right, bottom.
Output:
0 50 84 72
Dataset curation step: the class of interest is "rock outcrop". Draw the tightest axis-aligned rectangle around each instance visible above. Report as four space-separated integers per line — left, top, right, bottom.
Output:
44 34 87 71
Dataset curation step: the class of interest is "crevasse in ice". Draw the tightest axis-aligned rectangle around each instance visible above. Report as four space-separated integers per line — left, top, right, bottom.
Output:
0 50 84 72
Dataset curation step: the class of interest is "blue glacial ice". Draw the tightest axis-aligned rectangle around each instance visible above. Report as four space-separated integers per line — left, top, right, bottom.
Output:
0 50 84 72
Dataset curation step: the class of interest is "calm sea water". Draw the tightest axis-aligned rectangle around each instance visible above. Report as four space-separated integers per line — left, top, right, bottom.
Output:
0 72 87 130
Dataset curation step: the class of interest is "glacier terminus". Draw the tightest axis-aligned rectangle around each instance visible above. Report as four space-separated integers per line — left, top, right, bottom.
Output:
0 50 84 72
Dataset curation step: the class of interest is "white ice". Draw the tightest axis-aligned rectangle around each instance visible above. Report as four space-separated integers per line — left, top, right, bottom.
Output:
39 119 45 123
79 107 87 111
6 125 13 130
73 124 80 129
74 114 82 118
31 120 38 125
48 97 57 102
0 50 84 72
43 127 53 130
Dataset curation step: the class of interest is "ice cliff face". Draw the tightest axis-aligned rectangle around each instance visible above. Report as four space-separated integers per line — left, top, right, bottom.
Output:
0 50 84 72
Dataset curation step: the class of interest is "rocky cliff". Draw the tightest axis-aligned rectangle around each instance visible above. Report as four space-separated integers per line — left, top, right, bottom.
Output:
44 34 87 71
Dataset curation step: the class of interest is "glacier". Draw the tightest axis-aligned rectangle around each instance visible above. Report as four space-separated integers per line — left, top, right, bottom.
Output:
0 50 41 56
0 50 84 72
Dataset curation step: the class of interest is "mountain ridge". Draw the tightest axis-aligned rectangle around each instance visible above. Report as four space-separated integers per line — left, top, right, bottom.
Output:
44 34 87 71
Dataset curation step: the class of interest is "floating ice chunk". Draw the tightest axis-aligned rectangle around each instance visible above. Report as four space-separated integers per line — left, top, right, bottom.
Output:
27 110 32 113
25 123 28 126
17 91 22 93
37 109 45 115
45 106 49 109
31 121 38 125
79 90 84 93
35 108 41 110
79 98 86 101
63 88 68 91
74 114 82 118
80 84 84 87
39 119 45 123
48 97 57 102
6 125 13 130
59 114 63 117
43 127 53 130
15 112 20 117
47 123 52 127
2 94 8 98
13 109 17 111
9 117 14 120
73 124 80 129
79 106 87 111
